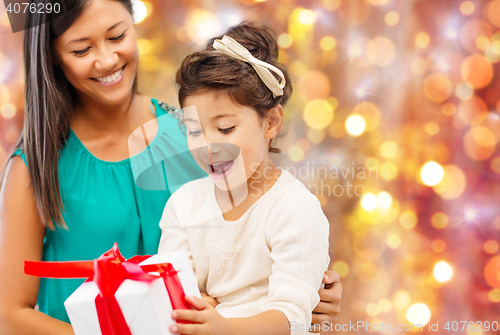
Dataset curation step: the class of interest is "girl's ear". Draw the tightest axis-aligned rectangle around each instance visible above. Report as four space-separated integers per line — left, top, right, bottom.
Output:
264 105 284 140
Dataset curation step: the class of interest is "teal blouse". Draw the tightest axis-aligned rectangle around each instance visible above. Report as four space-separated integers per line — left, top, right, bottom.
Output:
11 98 206 323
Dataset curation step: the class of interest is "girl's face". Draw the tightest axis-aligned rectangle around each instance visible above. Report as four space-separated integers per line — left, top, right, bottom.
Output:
52 0 138 106
183 91 280 191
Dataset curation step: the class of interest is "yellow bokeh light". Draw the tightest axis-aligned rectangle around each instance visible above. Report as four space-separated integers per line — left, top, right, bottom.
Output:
132 0 148 24
487 1 500 28
464 126 496 161
393 290 411 310
384 11 399 26
303 99 334 130
377 191 392 209
380 141 398 159
461 54 494 89
431 212 449 229
420 161 444 186
434 165 467 199
406 303 431 326
365 0 391 5
296 139 310 152
411 58 428 75
345 114 366 136
483 240 499 254
488 289 500 303
137 39 153 55
366 303 380 317
386 233 401 249
378 298 392 313
288 146 305 162
434 261 453 282
423 73 453 103
361 193 377 211
307 128 326 144
367 37 397 67
331 261 350 278
0 103 16 119
442 102 457 116
424 122 440 136
365 157 381 169
352 102 381 131
460 1 475 15
322 0 341 11
432 239 446 252
380 161 398 180
475 36 490 51
320 36 337 51
298 71 331 100
400 210 418 229
187 10 220 42
278 33 293 49
298 9 317 25
415 32 430 48
455 82 474 100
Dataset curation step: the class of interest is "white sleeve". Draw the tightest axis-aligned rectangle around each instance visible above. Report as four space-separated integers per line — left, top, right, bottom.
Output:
157 193 195 273
260 192 330 335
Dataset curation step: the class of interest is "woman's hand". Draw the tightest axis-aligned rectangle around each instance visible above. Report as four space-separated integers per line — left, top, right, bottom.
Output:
170 295 231 335
310 270 342 333
200 292 219 308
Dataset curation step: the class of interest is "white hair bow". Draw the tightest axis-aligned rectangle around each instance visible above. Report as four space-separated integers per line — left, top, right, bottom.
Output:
212 35 286 98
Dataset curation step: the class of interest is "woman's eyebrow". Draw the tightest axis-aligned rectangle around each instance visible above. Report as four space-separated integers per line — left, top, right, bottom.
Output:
65 20 126 46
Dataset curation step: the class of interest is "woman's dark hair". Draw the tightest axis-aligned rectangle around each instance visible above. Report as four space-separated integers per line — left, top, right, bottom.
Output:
175 21 292 154
0 0 137 230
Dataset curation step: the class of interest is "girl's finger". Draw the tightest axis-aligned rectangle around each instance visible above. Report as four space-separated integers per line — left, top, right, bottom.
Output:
170 322 203 335
171 309 204 323
185 295 210 310
312 300 339 315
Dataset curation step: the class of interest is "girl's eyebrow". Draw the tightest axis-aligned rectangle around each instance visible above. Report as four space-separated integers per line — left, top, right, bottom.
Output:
65 20 126 46
211 113 238 120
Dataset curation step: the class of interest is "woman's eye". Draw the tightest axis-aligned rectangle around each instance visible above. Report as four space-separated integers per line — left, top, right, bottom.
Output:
110 32 126 41
73 48 90 56
219 126 235 134
188 130 203 136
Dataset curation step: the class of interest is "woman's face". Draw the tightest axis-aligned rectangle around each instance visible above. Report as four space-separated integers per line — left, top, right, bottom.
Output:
52 0 138 105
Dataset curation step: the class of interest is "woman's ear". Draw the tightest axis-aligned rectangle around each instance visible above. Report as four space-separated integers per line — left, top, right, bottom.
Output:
264 104 284 140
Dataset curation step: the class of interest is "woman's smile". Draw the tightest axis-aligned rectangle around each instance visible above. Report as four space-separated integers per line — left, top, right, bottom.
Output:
91 63 126 87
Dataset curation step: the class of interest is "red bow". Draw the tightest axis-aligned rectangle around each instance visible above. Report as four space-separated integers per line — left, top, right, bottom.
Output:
25 243 190 335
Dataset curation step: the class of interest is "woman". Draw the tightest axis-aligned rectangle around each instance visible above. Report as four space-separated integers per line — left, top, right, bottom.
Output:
0 0 342 334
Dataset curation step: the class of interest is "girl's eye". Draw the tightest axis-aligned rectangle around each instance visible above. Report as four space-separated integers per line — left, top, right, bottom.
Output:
110 32 126 41
219 126 235 134
73 48 90 56
188 130 203 136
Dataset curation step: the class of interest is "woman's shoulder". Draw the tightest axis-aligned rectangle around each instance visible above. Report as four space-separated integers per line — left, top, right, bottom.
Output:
151 97 184 121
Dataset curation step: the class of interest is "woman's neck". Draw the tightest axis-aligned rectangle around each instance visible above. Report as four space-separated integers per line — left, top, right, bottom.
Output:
71 90 143 135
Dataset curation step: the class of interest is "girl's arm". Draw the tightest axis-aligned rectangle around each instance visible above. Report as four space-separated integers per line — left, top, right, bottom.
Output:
0 157 74 335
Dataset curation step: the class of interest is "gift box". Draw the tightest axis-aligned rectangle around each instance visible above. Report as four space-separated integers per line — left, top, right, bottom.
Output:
25 244 201 335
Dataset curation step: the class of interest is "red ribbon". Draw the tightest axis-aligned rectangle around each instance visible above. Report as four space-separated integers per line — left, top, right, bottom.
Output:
25 243 191 335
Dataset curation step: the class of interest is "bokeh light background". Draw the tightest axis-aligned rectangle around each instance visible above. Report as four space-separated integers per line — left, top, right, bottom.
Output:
1 0 500 333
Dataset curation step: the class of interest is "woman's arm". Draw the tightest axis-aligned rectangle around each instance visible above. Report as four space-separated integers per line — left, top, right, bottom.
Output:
310 271 342 332
0 157 74 335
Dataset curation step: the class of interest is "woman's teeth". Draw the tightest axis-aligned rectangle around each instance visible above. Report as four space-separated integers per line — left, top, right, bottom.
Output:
94 66 123 83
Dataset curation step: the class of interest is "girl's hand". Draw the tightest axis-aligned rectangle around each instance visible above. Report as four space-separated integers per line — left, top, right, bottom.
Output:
170 295 232 335
311 271 342 333
200 292 219 308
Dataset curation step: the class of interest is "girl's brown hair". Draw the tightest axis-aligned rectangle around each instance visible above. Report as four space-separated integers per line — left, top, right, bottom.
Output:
175 21 292 153
0 0 137 230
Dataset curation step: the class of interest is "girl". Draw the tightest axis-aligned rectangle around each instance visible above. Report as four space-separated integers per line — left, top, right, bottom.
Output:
0 1 340 334
158 22 330 335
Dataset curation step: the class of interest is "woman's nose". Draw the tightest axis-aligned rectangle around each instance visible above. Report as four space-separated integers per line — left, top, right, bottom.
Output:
94 44 119 73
